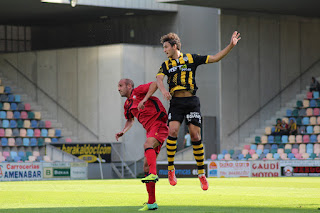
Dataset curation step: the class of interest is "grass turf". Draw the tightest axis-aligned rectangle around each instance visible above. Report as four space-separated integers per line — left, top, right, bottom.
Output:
0 177 319 212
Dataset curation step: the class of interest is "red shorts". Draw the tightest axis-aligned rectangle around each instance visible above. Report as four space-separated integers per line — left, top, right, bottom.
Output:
146 120 169 154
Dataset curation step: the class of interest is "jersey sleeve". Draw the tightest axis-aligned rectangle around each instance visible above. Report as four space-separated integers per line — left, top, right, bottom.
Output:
156 62 168 76
134 82 152 95
192 54 210 66
124 106 134 120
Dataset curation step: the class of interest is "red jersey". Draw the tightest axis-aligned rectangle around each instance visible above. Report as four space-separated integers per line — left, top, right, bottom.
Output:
124 82 168 131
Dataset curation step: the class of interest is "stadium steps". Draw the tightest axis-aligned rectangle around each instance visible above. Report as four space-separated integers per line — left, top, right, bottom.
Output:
111 162 136 179
0 74 79 142
241 87 309 149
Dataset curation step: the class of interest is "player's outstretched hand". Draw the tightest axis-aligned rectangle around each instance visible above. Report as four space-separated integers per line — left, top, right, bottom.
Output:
230 31 241 46
115 132 124 141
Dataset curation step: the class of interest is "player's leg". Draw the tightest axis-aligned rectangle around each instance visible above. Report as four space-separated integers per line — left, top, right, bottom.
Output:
167 121 180 186
189 123 208 190
141 137 160 183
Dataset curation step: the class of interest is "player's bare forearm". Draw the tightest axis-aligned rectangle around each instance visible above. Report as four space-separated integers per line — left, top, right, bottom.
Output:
122 118 134 134
208 31 241 63
156 75 171 100
138 82 158 110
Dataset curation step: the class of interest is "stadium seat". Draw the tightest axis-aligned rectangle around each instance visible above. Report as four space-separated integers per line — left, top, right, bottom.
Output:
2 151 10 158
41 129 48 137
28 156 36 162
306 126 313 134
10 120 17 128
265 127 271 135
38 121 45 128
36 156 43 162
31 120 38 128
275 136 281 143
6 111 13 119
291 148 298 154
14 156 21 162
24 103 31 111
242 149 249 155
17 103 24 110
314 126 320 134
20 128 27 137
2 120 9 128
302 117 310 125
288 135 295 143
27 112 35 119
210 154 217 160
281 135 288 143
292 109 299 116
27 129 34 137
249 149 256 155
273 153 280 160
314 108 320 116
296 135 303 143
15 138 22 146
303 100 309 108
3 103 10 110
5 128 12 137
8 138 15 146
310 135 317 143
14 95 21 102
280 153 288 160
313 91 319 99
222 149 228 155
268 136 274 143
224 154 231 160
277 148 284 154
13 111 20 119
256 149 263 155
285 144 292 150
263 149 270 155
266 153 274 160
307 92 313 99
48 129 55 137
17 119 24 128
309 153 317 159
34 129 41 137
310 100 317 108
0 129 4 137
0 111 6 119
310 117 317 125
23 120 31 129
10 103 17 110
286 109 292 117
306 108 313 116
30 138 37 146
43 156 51 162
21 111 28 119
45 121 52 128
37 138 45 146
44 138 51 143
261 136 268 143
288 153 295 159
250 144 257 150
294 153 302 159
228 149 235 155
296 100 303 108
296 117 302 125
217 154 224 160
23 138 30 146
303 135 310 143
34 112 41 120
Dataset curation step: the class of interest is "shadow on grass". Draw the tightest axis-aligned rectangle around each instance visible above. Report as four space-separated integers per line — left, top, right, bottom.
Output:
0 206 319 213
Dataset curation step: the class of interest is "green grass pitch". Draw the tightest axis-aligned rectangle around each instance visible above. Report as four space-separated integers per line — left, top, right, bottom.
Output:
0 177 319 212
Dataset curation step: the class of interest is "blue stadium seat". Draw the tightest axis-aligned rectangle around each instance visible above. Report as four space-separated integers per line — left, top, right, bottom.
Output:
8 94 14 102
256 149 263 155
0 111 6 119
13 111 20 119
250 144 257 150
14 95 21 102
288 153 295 159
307 126 313 134
1 138 8 146
27 129 34 137
10 120 17 128
10 151 18 158
31 120 38 128
222 149 228 155
41 129 48 137
2 120 9 128
51 138 58 143
302 117 310 125
23 138 30 146
218 154 224 160
273 153 280 160
30 138 37 146
263 149 270 154
55 129 61 137
4 86 11 93
282 135 288 143
10 103 17 110
313 91 319 99
18 151 25 157
310 100 317 108
14 156 21 162
310 135 317 143
15 138 22 146
268 136 274 143
238 154 244 160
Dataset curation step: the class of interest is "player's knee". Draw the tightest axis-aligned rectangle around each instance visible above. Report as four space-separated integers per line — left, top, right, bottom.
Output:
169 128 179 137
190 133 201 141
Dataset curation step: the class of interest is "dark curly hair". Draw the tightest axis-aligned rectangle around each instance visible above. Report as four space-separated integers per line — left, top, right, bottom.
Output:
160 33 181 50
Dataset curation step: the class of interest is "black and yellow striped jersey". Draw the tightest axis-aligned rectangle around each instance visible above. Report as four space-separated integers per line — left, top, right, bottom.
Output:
157 53 209 95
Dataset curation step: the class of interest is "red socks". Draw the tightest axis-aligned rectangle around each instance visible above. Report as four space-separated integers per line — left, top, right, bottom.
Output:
146 182 156 204
144 148 157 175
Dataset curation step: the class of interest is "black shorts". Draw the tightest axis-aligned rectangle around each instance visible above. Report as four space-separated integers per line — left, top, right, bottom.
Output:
168 96 201 127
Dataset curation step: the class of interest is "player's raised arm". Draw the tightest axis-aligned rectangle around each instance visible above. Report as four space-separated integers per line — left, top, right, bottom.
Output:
115 118 134 141
156 75 171 101
207 31 241 63
138 82 158 110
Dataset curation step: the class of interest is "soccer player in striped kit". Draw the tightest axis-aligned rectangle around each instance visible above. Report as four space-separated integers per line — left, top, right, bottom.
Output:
156 31 241 190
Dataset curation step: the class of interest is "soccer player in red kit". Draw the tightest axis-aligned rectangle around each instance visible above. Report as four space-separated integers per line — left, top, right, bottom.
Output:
116 79 168 211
